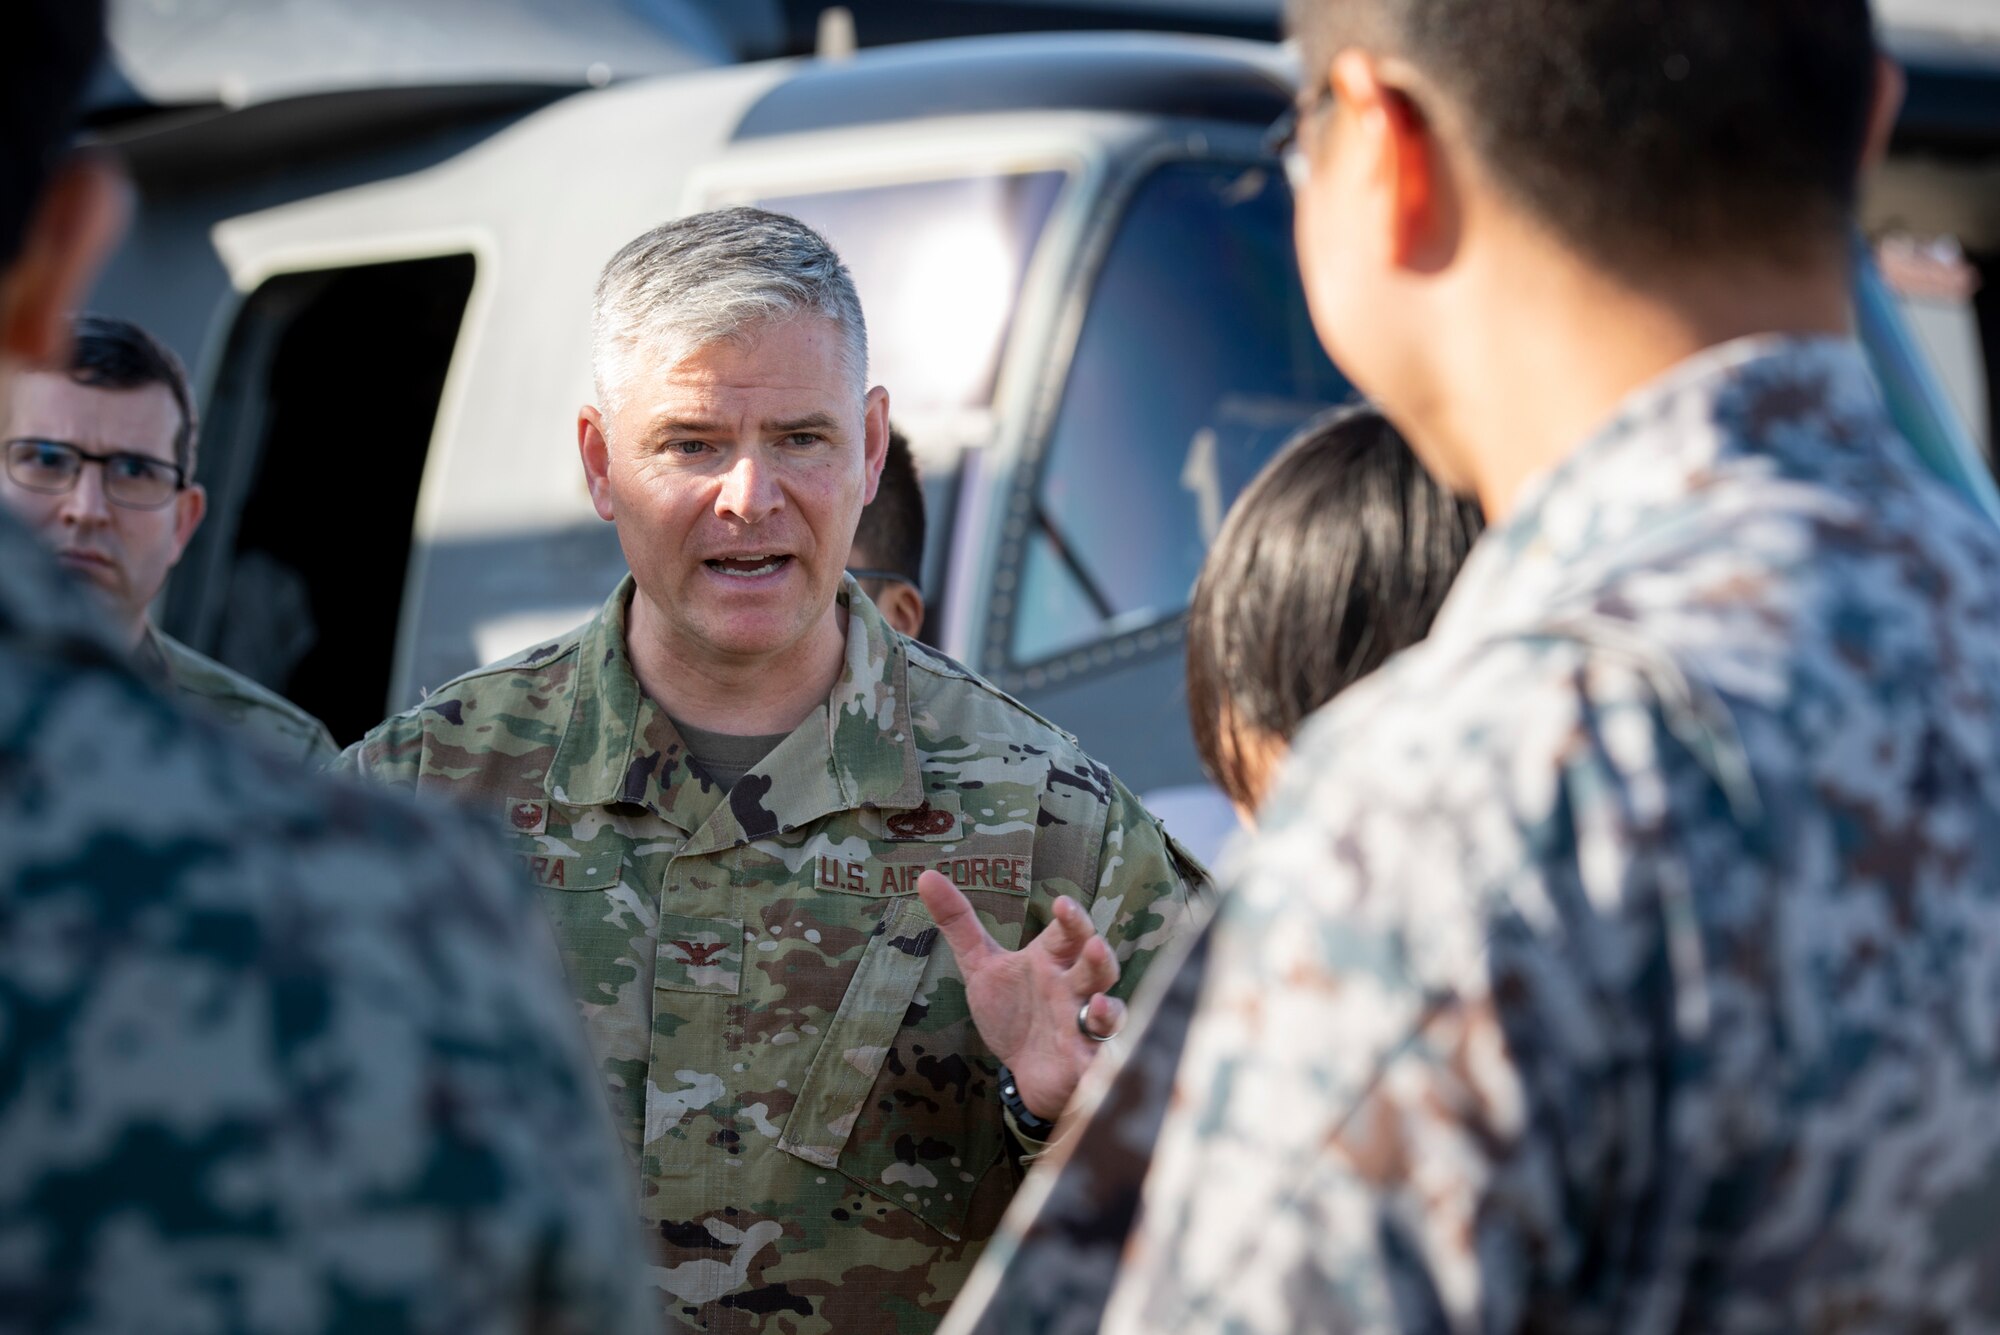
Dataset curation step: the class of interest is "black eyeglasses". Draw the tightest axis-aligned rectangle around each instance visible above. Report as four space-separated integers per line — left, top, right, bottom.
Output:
4 438 187 510
847 566 918 590
1265 82 1336 192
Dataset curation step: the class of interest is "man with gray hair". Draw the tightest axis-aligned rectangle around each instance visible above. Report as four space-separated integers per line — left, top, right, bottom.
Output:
339 206 1201 1333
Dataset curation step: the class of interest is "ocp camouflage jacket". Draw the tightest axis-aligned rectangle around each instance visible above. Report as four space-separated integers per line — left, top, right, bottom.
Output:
339 575 1199 1335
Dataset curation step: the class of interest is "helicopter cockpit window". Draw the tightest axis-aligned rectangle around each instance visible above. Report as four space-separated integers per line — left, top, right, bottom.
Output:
1009 161 1351 667
757 172 1067 414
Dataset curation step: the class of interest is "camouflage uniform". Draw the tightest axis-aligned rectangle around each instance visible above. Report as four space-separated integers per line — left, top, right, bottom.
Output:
337 575 1198 1334
944 336 2000 1335
133 622 338 764
0 510 658 1334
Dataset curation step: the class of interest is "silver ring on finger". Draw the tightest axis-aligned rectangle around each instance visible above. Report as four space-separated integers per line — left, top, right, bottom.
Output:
1078 1000 1119 1043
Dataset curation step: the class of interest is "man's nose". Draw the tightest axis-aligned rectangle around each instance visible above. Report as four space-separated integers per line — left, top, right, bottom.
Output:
59 462 112 524
715 449 782 524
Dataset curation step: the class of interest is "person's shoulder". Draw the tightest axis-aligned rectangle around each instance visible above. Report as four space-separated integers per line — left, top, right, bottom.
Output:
0 638 656 1330
903 637 1098 767
426 624 591 706
1211 633 1700 1025
353 624 589 758
150 630 336 760
901 636 1142 825
1265 629 1697 863
11 626 525 919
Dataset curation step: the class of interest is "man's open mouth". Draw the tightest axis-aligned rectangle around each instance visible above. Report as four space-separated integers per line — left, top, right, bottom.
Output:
704 554 792 579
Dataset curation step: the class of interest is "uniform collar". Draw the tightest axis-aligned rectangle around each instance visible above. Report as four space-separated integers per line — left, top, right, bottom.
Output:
131 622 174 686
545 577 705 828
547 574 924 847
1433 334 1887 643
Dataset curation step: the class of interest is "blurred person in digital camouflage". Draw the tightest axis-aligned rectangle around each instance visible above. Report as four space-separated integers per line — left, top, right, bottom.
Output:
845 424 926 639
337 207 1201 1334
0 5 658 1331
940 404 1482 1335
0 312 336 763
944 0 2000 1332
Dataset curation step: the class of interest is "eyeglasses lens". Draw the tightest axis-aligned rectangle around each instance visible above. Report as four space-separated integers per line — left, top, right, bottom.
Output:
5 440 180 509
7 440 77 493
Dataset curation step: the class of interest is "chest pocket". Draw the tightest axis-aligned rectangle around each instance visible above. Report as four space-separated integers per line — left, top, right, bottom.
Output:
778 825 1035 1240
506 798 624 892
506 806 632 1006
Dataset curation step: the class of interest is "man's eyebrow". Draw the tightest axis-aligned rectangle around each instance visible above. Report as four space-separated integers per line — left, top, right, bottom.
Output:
644 413 843 438
769 412 841 434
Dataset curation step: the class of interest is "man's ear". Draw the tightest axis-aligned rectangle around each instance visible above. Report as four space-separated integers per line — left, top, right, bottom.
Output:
1862 52 1906 175
579 405 616 522
1330 51 1450 273
170 483 207 562
876 582 925 640
0 154 131 367
860 386 890 506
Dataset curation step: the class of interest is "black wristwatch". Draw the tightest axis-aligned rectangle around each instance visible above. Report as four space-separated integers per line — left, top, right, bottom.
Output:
996 1063 1059 1141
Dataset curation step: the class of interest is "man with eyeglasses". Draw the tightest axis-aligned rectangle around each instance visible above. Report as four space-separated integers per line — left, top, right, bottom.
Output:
845 425 926 639
1 313 336 762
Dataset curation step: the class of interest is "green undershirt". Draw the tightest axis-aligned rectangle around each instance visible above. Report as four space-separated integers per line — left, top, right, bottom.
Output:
672 717 791 792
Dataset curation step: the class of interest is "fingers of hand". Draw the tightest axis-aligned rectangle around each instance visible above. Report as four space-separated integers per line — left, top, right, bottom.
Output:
1039 895 1094 969
1079 991 1127 1041
916 869 996 969
1063 930 1120 999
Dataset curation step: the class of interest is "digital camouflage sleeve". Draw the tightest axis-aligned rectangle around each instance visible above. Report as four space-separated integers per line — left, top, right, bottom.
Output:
338 577 1202 1334
947 337 2000 1334
0 511 659 1335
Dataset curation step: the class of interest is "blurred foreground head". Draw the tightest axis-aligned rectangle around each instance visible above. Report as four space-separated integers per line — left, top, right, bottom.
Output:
1282 0 1893 498
0 0 127 396
1185 404 1482 819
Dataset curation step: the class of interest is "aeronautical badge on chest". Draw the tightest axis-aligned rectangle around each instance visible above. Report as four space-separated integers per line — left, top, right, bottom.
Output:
503 798 627 892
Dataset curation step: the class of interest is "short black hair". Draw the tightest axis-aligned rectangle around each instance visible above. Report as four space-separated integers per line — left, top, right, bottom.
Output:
1287 0 1878 267
851 426 925 585
1 1 103 264
67 314 198 476
1185 405 1483 811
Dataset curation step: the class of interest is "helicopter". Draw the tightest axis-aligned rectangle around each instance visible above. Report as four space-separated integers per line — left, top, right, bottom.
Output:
86 0 2000 862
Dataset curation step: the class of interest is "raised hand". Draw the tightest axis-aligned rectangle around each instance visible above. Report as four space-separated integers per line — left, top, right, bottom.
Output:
916 869 1125 1123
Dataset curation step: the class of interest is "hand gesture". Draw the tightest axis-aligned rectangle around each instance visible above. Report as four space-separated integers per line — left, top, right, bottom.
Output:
916 869 1125 1123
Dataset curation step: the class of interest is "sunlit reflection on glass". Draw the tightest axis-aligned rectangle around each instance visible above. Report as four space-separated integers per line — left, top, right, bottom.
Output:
756 172 1067 414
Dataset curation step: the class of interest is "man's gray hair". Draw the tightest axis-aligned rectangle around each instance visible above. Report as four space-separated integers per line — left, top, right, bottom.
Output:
591 206 869 414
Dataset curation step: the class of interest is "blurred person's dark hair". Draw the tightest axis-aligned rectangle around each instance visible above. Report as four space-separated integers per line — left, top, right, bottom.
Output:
852 426 924 585
1186 405 1483 813
1 1 104 261
1285 0 1877 269
67 314 199 474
